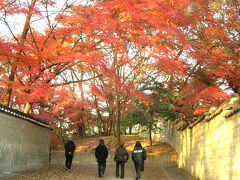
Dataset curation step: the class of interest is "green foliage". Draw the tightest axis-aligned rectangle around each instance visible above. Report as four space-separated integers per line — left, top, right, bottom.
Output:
126 79 177 131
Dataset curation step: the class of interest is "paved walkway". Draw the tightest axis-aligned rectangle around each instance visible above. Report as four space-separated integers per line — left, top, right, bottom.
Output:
3 143 195 180
4 163 195 180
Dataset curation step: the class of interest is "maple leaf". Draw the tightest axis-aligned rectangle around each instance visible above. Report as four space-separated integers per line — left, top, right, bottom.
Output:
90 85 105 100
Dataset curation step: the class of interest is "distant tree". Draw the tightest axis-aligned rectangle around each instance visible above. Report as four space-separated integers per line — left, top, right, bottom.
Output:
128 79 176 145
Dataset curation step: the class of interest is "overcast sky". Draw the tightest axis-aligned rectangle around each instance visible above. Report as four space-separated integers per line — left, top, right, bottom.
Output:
0 0 90 39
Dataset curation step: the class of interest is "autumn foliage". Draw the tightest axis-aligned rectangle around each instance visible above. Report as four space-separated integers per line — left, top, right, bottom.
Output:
0 0 239 135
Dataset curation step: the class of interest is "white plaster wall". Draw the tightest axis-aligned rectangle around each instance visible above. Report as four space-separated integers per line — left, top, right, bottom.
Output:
0 112 51 178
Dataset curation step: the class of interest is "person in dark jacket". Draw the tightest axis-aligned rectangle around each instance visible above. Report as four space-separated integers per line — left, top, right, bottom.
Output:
132 141 147 180
114 141 129 179
64 140 76 171
95 139 108 178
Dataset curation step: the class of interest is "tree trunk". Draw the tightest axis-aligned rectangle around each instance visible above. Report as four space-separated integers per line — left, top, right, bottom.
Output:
129 126 132 135
4 0 37 109
107 111 113 136
58 120 65 141
113 122 116 137
117 95 121 142
3 69 14 106
78 123 85 137
98 122 101 136
149 123 153 146
94 97 107 135
80 70 85 100
24 102 31 114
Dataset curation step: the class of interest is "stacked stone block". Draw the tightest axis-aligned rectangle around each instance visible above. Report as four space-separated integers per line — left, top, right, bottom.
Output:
165 95 240 180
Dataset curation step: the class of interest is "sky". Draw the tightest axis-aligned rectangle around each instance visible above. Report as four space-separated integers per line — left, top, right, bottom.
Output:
0 0 94 98
0 0 90 39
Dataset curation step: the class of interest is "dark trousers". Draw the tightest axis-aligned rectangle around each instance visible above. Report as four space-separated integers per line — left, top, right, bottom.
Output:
136 169 141 179
65 155 73 169
134 162 142 179
97 161 106 177
116 161 125 178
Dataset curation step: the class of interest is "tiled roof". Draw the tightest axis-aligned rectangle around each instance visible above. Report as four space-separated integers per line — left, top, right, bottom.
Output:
0 104 52 130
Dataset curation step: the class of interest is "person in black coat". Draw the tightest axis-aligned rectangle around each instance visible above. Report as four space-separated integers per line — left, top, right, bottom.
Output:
64 140 76 171
132 141 147 180
95 139 108 178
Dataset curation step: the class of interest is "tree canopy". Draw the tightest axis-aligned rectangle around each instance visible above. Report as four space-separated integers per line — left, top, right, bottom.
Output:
0 0 239 138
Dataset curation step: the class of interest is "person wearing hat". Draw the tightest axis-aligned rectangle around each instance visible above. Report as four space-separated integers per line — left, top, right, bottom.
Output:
64 140 76 171
95 139 108 178
114 141 129 179
132 141 147 180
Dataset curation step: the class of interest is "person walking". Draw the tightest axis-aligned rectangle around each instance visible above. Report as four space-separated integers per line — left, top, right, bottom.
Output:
132 141 147 180
64 140 76 171
114 141 129 179
95 139 108 178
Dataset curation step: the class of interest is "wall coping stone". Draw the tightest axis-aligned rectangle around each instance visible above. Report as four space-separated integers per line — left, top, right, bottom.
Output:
177 93 240 131
0 103 52 130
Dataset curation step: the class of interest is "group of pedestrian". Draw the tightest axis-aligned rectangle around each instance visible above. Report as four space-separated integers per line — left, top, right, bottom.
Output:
64 139 146 180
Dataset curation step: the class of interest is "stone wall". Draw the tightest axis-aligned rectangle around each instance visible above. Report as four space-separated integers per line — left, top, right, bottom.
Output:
164 95 240 180
51 151 177 168
0 105 52 178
